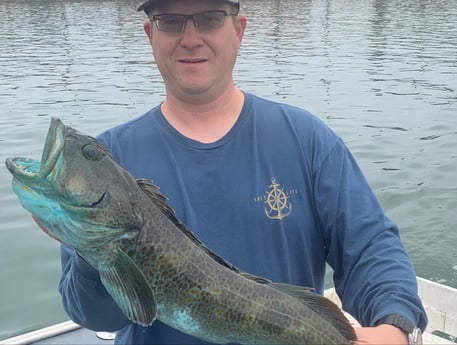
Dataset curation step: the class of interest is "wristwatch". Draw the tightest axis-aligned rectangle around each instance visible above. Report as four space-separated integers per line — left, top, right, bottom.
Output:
376 314 422 345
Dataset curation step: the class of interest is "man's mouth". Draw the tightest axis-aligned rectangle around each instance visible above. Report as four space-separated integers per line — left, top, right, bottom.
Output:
179 58 208 63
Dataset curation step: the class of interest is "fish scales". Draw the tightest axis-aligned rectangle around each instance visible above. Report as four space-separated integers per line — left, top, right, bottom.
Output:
125 190 351 344
5 118 357 345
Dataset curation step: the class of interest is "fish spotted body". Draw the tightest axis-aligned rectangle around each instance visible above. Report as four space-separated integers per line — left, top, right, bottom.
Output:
6 118 357 344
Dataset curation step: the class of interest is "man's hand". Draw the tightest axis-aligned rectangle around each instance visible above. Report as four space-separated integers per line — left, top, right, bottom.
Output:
354 324 408 345
31 215 61 242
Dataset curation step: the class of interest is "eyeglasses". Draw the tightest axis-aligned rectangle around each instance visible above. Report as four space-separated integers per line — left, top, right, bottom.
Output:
150 10 238 33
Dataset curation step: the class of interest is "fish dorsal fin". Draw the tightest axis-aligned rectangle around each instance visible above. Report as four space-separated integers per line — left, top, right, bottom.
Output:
270 282 315 297
271 283 357 341
136 178 270 285
136 179 177 224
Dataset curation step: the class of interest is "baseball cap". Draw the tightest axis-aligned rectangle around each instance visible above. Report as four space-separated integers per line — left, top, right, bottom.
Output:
138 0 240 13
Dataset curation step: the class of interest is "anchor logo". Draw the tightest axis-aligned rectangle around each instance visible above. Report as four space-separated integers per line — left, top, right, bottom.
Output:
264 178 292 220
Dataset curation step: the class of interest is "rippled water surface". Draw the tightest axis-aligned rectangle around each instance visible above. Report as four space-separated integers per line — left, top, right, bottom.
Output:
1 0 456 339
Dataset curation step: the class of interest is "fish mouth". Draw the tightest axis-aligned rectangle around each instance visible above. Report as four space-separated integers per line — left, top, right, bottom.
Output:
6 117 65 182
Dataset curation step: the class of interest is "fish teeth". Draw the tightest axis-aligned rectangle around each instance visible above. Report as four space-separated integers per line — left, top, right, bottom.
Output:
19 164 35 176
15 158 40 177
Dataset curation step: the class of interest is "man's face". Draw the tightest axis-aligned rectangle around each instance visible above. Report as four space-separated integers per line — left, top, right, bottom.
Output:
143 0 246 102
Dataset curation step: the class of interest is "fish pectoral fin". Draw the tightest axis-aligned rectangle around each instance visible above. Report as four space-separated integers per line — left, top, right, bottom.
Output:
98 249 156 326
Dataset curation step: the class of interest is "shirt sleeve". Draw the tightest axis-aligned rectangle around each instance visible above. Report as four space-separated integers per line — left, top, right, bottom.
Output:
314 137 427 331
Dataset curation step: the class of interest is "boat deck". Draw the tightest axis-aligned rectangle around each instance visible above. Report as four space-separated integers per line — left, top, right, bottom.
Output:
324 277 457 344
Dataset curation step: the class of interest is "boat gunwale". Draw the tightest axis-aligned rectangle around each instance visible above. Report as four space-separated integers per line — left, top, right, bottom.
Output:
1 277 456 344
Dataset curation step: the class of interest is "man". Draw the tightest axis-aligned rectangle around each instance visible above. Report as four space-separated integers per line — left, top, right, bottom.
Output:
56 0 427 344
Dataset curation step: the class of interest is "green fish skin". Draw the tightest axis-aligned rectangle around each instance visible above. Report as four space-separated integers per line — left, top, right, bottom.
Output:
5 118 357 345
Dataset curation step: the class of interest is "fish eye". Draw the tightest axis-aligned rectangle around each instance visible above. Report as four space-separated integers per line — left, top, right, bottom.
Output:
82 144 102 161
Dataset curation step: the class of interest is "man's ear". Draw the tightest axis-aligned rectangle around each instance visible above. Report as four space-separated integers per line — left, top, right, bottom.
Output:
234 14 247 48
144 20 153 45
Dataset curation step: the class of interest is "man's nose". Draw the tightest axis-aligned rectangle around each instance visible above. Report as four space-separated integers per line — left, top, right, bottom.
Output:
180 19 203 46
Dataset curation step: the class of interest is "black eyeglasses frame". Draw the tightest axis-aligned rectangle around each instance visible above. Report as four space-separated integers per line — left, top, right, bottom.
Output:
149 10 239 33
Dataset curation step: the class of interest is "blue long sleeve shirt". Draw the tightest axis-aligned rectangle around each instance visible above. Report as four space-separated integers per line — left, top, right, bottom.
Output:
58 93 427 344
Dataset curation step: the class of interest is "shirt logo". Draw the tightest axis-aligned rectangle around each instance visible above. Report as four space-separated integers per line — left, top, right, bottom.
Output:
263 178 293 220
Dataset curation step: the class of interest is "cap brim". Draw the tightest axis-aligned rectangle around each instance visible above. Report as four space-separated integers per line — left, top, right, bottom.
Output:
137 0 239 12
137 0 155 12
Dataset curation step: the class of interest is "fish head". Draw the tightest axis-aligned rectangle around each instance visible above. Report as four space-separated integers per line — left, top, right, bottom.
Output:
5 118 144 250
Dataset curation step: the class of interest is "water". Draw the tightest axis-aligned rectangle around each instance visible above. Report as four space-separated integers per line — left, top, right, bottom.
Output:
0 0 456 339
